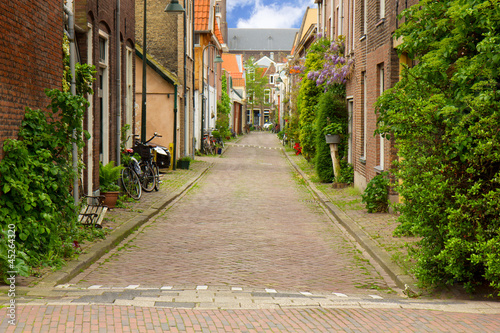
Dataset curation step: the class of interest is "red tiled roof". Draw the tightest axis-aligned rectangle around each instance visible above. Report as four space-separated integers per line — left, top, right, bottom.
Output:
214 20 224 45
194 0 210 31
222 54 242 78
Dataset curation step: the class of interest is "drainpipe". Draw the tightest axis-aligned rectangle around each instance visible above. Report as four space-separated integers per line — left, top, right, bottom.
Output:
116 0 121 165
64 3 79 206
183 0 188 157
173 85 178 170
191 0 196 158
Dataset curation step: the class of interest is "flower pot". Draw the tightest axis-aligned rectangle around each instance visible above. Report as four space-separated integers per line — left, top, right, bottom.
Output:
102 191 119 208
177 160 190 170
325 134 341 144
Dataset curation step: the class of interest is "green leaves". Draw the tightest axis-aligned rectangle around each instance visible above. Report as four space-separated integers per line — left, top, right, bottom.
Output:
361 172 390 213
379 0 500 294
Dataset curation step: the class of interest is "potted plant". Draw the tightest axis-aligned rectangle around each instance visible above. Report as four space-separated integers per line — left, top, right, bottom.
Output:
99 161 124 208
176 156 191 170
324 123 343 144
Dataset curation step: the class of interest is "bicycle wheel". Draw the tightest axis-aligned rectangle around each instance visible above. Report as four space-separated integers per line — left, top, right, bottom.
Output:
121 167 142 200
153 162 160 191
140 162 156 192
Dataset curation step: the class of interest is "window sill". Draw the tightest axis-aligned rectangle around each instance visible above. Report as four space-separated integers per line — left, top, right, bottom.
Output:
359 35 366 42
376 18 385 28
360 157 366 164
374 165 384 174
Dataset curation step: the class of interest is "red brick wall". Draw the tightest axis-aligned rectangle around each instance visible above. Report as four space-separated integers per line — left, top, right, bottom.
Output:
0 0 63 159
347 0 419 190
74 0 135 190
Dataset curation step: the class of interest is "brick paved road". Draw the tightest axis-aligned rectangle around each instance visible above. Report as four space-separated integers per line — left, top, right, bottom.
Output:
70 132 388 294
2 305 500 332
3 133 500 332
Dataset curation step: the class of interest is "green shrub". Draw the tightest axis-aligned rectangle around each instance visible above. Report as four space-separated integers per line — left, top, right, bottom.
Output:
361 172 390 213
314 89 347 182
376 0 500 293
336 161 354 184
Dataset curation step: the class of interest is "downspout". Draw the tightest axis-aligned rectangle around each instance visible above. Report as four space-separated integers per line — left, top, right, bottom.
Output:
183 0 188 157
173 85 178 170
331 0 334 37
64 3 79 206
116 0 121 165
191 0 196 158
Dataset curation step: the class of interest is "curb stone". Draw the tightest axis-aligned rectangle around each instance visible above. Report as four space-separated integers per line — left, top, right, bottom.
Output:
282 149 420 296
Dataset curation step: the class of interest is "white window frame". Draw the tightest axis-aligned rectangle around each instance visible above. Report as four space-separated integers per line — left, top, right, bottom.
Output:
362 72 367 161
380 0 385 20
125 46 134 148
378 66 385 170
86 23 94 195
264 89 271 104
98 30 110 165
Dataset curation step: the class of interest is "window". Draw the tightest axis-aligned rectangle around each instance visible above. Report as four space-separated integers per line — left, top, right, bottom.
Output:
247 89 254 103
264 89 271 104
99 37 106 63
347 99 354 164
362 0 367 36
125 47 134 148
377 65 385 170
361 72 367 161
379 0 385 20
247 68 255 81
98 31 109 164
194 33 200 46
269 75 274 84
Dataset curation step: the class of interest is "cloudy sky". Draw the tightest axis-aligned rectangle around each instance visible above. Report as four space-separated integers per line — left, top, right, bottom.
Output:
227 0 316 29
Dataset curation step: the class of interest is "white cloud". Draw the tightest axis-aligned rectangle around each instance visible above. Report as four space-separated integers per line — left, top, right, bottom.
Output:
227 0 256 12
233 0 316 29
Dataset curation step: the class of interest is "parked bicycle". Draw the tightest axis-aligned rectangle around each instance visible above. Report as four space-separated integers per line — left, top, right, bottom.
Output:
202 133 213 155
121 147 142 200
121 133 167 198
132 133 163 192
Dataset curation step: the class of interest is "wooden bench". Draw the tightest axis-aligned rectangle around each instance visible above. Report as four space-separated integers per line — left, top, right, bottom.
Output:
78 183 107 228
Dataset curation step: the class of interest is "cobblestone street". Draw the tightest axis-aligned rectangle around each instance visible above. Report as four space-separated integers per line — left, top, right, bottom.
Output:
70 132 388 295
2 133 500 332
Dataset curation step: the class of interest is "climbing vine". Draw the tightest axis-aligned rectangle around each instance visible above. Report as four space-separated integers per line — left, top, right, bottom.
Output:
0 35 96 281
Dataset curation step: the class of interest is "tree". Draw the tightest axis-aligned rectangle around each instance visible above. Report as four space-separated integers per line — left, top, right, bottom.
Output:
216 72 231 139
377 0 500 293
245 57 268 126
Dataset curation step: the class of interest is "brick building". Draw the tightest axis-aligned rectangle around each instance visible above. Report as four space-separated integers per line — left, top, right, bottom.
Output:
0 0 63 159
194 0 226 149
73 0 135 195
135 0 194 161
312 0 418 198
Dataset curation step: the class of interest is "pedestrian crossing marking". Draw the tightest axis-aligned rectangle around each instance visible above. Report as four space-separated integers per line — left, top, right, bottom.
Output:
332 292 348 297
125 285 140 289
369 295 383 299
196 285 208 290
265 289 277 293
88 285 103 289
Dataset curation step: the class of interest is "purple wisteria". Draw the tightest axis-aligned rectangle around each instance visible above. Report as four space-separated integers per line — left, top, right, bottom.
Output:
307 39 353 86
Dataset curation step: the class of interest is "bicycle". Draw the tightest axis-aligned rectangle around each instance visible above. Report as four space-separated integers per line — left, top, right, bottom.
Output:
202 133 213 155
120 152 142 200
133 133 163 192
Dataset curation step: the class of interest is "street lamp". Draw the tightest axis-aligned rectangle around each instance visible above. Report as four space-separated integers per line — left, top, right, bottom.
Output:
141 1 185 143
165 0 184 170
200 44 222 153
164 0 184 12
